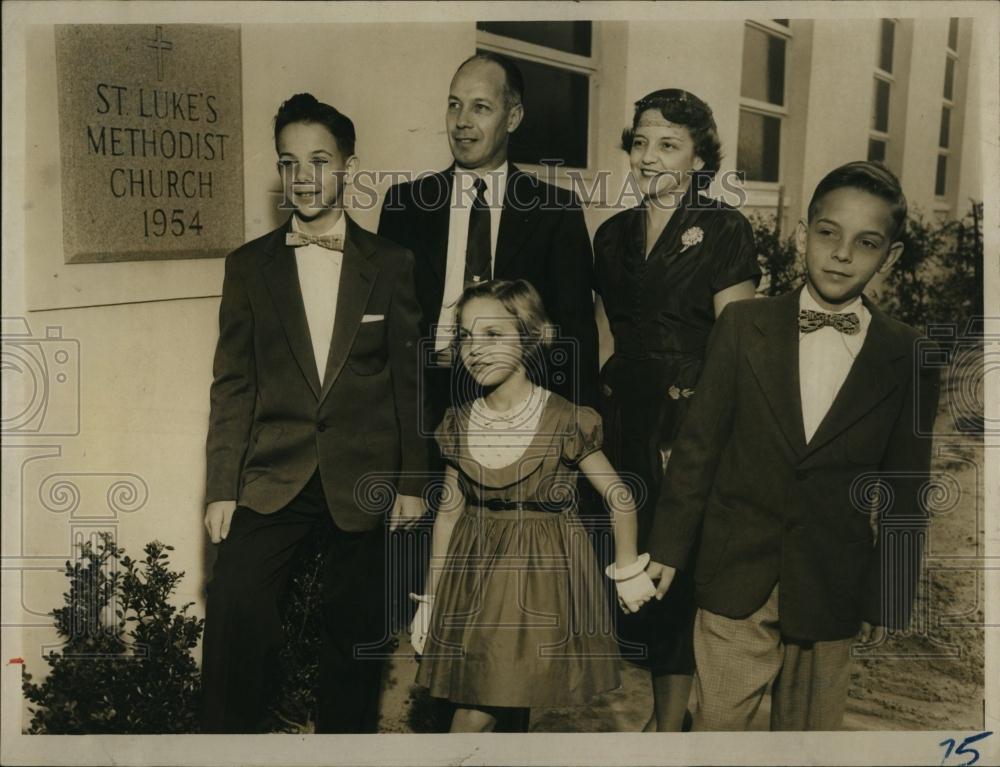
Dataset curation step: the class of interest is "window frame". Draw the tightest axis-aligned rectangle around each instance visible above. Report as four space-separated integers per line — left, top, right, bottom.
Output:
475 26 599 176
868 18 896 164
936 20 960 202
738 19 792 190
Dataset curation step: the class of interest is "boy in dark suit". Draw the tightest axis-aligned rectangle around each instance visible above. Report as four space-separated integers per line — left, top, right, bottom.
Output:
645 161 940 730
201 94 427 733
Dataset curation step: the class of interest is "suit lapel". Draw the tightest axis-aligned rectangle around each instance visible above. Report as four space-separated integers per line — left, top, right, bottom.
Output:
423 169 454 283
495 165 542 278
319 217 377 404
800 299 903 460
745 288 807 455
260 222 322 399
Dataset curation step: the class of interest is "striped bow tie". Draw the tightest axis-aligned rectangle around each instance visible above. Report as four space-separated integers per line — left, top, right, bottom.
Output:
798 308 861 335
286 231 344 251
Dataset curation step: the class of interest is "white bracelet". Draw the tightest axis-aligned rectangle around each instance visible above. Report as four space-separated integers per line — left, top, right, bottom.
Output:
604 553 651 581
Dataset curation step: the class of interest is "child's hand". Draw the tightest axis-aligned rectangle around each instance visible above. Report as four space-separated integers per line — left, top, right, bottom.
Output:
858 621 879 644
615 571 657 613
390 494 426 531
204 500 237 544
408 593 435 656
646 560 677 600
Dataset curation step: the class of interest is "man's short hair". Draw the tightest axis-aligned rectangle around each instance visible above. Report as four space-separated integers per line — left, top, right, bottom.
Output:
273 93 356 156
456 52 525 109
808 161 908 241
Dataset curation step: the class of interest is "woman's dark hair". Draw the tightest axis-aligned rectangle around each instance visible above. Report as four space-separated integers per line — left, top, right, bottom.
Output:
807 161 908 241
273 93 356 156
621 88 722 186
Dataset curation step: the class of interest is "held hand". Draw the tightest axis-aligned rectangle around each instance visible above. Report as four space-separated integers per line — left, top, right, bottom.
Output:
204 500 237 544
858 621 879 644
390 494 426 531
646 560 677 600
408 593 435 656
615 571 657 614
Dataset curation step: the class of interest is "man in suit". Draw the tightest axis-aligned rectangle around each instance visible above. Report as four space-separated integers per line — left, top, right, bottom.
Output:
378 51 599 424
644 162 941 730
201 93 427 733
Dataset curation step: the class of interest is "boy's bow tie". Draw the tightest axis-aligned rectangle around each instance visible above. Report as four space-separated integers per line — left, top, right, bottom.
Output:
286 231 344 251
798 308 861 335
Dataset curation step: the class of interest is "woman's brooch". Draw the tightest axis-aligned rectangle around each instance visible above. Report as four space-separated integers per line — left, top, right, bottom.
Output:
680 226 704 253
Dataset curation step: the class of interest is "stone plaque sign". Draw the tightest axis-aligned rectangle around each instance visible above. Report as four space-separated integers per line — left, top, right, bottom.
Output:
55 25 244 263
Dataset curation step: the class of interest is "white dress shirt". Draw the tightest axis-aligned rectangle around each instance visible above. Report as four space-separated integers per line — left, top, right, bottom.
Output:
798 288 870 443
292 213 346 385
434 165 508 352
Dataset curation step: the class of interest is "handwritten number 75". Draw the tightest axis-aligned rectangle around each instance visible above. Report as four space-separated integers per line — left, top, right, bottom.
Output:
939 731 993 766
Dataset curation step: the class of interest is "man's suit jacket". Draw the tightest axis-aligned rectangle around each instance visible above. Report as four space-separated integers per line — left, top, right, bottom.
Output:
377 164 599 406
647 287 940 641
205 215 428 532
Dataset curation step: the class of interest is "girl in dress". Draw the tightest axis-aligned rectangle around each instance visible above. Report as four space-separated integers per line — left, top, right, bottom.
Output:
593 89 761 731
410 279 655 733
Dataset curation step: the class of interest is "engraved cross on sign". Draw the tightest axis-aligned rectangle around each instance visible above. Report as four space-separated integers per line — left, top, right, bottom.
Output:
145 25 173 81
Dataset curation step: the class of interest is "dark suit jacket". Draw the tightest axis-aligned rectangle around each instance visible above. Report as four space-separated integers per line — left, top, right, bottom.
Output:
648 288 940 640
205 215 428 532
377 164 599 406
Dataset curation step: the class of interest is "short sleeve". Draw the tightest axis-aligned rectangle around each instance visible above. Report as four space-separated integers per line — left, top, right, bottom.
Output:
561 406 604 465
709 211 762 293
433 407 460 465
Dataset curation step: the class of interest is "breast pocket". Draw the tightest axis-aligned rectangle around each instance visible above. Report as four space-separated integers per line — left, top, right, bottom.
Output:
349 317 388 375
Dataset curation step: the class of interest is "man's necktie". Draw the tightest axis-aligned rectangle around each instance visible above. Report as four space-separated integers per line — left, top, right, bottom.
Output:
465 178 491 284
798 308 861 335
286 230 344 251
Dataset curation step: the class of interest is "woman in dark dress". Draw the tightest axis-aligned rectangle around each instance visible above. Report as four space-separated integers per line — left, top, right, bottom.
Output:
594 89 760 731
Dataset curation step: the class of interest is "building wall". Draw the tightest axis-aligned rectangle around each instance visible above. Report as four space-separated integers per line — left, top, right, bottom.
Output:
6 16 986 680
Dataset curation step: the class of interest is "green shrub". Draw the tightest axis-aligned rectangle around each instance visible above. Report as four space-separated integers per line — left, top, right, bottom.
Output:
22 533 203 733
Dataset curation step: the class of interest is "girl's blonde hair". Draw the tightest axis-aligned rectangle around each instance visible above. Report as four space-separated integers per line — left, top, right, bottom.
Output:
455 279 554 374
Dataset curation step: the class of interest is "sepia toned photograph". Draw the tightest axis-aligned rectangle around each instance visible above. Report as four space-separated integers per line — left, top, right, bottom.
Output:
2 1 996 765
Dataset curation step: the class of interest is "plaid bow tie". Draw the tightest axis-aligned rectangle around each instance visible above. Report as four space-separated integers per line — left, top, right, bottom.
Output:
798 308 861 335
286 230 344 251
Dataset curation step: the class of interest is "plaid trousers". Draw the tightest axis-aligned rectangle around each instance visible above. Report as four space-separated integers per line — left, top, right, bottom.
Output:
691 583 854 731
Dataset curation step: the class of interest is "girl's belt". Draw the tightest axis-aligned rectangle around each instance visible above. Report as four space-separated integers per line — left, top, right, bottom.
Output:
470 499 569 513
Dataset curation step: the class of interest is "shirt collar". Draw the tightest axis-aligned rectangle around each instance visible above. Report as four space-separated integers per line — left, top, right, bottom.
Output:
290 211 347 239
454 162 509 207
800 286 865 316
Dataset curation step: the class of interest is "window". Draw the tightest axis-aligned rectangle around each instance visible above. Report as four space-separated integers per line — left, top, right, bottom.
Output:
868 19 895 163
476 22 595 169
736 21 790 183
937 18 960 200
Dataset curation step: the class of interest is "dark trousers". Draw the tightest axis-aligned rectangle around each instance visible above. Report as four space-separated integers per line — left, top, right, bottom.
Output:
200 473 388 733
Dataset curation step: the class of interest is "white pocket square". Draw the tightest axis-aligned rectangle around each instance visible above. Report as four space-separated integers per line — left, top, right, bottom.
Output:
361 314 385 323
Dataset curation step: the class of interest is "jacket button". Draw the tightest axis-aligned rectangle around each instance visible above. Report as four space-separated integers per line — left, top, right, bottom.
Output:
317 421 327 432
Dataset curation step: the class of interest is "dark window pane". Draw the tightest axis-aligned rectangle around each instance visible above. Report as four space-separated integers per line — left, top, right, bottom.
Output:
948 17 959 50
737 110 781 182
773 19 790 26
741 26 786 105
476 21 592 56
868 139 887 162
944 56 956 100
939 106 951 148
872 79 890 133
878 19 895 73
490 53 589 167
935 154 947 196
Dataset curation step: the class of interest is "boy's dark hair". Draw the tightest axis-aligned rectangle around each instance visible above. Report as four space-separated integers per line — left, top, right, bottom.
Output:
807 161 908 241
455 278 553 374
457 51 525 108
273 93 356 156
621 89 722 184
